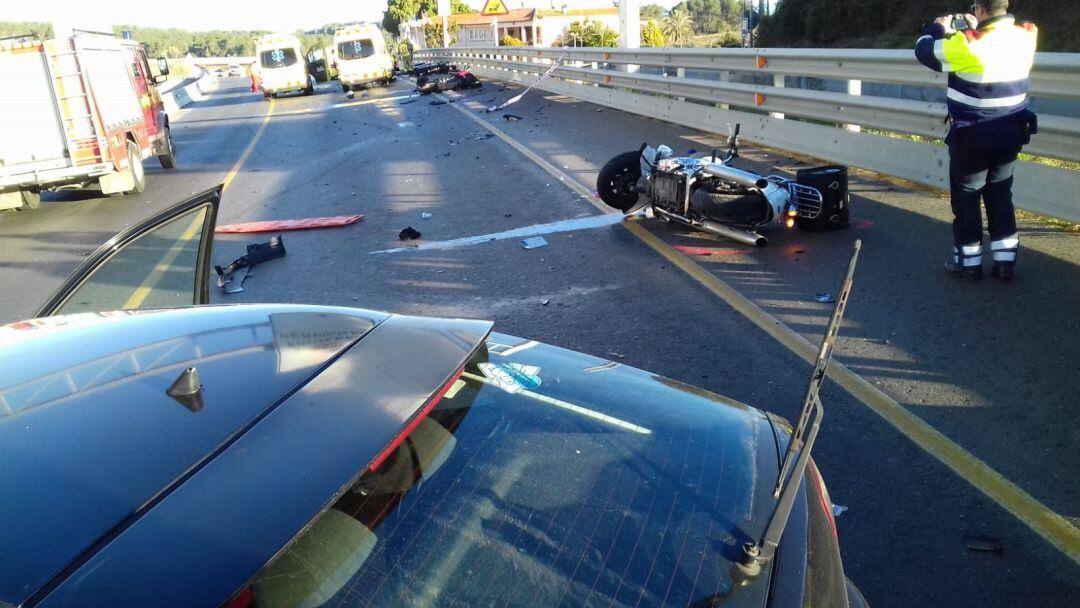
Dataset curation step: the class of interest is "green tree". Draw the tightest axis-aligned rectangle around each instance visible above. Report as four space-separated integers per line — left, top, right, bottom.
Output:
384 0 473 35
662 8 695 46
641 20 666 47
640 4 666 21
424 17 459 48
0 21 53 39
561 19 618 47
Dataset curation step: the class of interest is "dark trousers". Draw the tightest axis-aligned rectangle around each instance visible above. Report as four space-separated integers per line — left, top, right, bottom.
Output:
949 123 1023 267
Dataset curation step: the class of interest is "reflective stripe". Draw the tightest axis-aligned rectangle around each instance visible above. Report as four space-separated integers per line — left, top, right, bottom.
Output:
961 243 983 256
954 70 1031 84
934 39 953 72
991 235 1020 250
955 244 983 267
947 88 1027 108
993 251 1017 262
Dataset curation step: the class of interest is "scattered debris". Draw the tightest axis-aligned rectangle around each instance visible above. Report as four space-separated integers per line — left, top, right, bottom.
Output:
215 214 364 234
504 213 513 218
674 245 750 256
594 108 603 112
831 504 848 517
503 113 522 121
399 99 418 105
215 235 286 294
814 293 836 304
397 121 417 128
520 236 548 250
421 212 433 219
429 99 455 106
963 534 1003 554
399 226 422 240
472 131 494 141
541 299 550 306
607 351 626 359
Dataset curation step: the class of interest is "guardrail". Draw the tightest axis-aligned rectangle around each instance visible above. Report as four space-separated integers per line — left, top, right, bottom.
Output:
416 46 1080 222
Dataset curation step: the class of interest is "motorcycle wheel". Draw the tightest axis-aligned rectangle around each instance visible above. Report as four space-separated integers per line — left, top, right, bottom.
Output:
691 187 770 225
596 151 641 212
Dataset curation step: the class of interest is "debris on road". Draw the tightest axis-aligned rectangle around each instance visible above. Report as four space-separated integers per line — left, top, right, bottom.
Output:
815 293 836 304
421 212 433 219
399 99 418 105
520 236 548 250
674 245 751 256
831 504 848 517
215 235 286 294
608 352 626 359
541 299 550 306
963 534 1003 554
429 99 455 106
486 53 566 112
215 215 364 234
397 121 417 128
472 131 494 141
399 226 422 240
503 113 522 121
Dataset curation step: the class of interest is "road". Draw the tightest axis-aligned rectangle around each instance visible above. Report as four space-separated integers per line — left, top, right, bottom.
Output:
1 75 1079 606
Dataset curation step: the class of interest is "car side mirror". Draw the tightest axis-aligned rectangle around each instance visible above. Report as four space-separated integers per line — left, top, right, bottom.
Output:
157 57 170 76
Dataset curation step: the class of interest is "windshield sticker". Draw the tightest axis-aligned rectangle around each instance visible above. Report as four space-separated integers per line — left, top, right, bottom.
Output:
477 362 542 394
270 49 285 63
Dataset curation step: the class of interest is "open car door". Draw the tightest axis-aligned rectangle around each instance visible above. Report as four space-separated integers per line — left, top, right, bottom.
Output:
36 186 221 317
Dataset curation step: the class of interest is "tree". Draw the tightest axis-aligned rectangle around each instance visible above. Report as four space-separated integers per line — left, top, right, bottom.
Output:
640 4 666 21
424 17 458 48
641 20 666 47
561 19 619 48
384 0 473 36
662 9 695 46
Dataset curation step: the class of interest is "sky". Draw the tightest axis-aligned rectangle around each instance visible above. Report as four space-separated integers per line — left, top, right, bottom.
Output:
7 1 705 33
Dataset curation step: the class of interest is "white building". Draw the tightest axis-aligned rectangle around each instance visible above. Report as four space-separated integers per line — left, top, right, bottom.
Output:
451 7 620 48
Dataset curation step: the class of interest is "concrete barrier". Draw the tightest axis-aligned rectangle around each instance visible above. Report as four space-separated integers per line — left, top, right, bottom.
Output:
161 71 210 114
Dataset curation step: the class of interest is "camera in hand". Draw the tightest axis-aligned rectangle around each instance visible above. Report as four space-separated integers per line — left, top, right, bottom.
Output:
951 14 970 30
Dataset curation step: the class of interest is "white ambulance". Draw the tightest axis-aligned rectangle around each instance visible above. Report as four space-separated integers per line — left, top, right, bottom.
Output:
333 24 394 95
254 33 313 98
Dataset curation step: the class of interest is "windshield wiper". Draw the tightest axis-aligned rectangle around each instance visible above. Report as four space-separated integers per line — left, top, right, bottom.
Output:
738 239 862 576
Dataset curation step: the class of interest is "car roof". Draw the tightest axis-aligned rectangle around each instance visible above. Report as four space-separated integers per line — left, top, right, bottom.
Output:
0 305 388 606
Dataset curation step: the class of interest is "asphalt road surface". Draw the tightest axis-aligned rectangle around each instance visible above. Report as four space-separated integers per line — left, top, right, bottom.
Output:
2 76 1079 607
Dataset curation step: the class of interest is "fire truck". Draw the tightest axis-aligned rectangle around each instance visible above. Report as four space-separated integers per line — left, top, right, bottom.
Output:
0 31 177 211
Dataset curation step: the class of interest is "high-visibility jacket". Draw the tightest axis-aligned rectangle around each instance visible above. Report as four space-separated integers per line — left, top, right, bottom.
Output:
915 15 1037 135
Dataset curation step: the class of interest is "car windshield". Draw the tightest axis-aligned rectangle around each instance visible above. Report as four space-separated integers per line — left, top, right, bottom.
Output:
236 336 776 607
337 39 375 60
260 47 297 69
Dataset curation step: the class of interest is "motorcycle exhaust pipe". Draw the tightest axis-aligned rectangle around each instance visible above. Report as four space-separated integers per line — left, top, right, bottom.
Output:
702 164 770 190
700 220 768 247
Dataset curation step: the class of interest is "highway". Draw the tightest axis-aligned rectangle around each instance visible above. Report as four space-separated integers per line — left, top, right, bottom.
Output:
1 75 1079 606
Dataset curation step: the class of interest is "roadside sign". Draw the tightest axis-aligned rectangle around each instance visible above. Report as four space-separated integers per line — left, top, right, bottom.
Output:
481 0 510 16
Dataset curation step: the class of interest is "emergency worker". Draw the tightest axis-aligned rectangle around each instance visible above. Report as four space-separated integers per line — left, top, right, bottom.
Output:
915 0 1038 281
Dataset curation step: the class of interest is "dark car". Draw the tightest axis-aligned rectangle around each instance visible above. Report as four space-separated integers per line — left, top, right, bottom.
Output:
0 188 867 607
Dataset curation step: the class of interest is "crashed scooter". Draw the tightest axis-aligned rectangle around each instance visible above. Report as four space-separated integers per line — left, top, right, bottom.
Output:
416 68 481 95
597 125 850 246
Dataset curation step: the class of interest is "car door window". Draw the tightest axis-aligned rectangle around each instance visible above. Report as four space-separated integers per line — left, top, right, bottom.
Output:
37 188 220 317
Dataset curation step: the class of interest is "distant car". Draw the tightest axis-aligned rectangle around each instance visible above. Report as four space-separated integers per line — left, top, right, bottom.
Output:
228 64 243 77
0 188 867 607
213 68 226 77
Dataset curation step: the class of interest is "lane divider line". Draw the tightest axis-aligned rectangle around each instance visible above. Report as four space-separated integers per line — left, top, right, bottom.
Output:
223 98 276 191
442 94 1080 568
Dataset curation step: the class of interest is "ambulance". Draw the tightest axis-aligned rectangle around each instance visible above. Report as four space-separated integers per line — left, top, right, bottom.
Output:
254 33 314 98
333 24 394 94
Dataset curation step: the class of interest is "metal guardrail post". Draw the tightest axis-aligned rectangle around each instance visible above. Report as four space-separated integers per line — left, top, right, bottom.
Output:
677 66 686 102
845 79 862 132
770 74 785 120
719 70 730 110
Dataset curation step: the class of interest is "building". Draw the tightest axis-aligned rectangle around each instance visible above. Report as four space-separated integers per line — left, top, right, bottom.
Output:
403 7 621 49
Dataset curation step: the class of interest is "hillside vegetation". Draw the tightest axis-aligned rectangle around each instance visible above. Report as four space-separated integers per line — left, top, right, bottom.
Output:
759 0 1077 51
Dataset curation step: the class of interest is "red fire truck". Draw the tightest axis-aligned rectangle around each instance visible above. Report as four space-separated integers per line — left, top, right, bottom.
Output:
0 31 177 211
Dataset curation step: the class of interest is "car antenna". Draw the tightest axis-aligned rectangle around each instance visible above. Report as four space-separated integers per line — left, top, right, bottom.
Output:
737 239 862 576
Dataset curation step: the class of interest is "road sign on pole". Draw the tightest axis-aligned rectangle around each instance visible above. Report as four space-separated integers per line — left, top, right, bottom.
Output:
481 0 510 16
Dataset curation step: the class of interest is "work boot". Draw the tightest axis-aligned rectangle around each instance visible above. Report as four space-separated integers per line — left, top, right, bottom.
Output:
991 264 1015 281
944 261 982 280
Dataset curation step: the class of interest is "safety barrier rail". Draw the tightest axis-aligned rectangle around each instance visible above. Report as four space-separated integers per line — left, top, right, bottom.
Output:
416 46 1080 222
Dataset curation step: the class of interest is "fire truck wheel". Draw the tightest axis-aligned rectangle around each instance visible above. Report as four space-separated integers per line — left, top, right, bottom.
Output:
159 127 177 170
127 142 146 194
13 191 41 211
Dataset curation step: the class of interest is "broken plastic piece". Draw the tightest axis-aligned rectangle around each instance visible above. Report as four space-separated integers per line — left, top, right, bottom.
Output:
814 293 836 304
215 214 364 234
399 226 422 240
520 236 548 250
831 504 848 517
214 235 286 294
503 113 522 121
421 212 433 219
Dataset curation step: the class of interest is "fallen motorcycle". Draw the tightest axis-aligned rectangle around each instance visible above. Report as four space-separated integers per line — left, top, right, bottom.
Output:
416 68 481 95
596 125 850 246
408 61 455 77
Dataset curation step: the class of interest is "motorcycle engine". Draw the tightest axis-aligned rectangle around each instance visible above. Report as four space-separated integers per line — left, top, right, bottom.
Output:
648 172 689 211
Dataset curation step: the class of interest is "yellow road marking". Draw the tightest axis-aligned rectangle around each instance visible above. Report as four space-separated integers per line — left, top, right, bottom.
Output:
443 94 1080 567
122 213 206 309
124 99 276 309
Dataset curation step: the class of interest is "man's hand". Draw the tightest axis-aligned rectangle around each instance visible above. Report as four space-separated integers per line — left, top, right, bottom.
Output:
963 13 979 30
935 15 957 35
